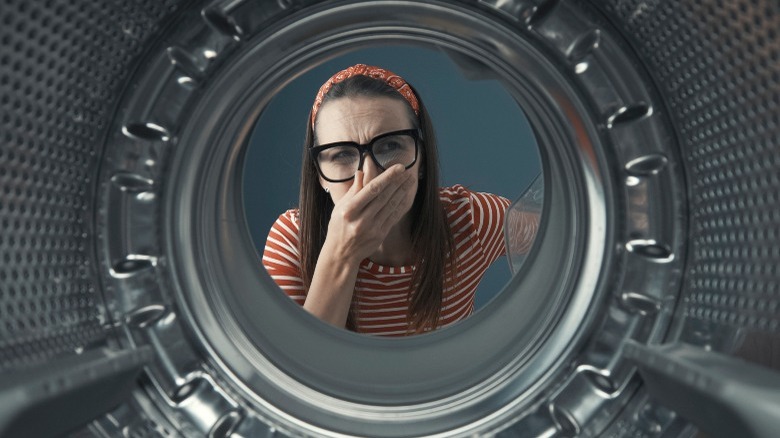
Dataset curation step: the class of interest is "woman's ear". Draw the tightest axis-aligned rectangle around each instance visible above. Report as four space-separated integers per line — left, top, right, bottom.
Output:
318 176 329 193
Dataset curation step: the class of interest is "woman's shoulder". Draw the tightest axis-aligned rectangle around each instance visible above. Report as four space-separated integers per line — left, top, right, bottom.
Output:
439 184 508 206
440 185 509 204
439 185 474 222
439 185 511 222
273 208 301 230
439 184 471 204
266 208 301 249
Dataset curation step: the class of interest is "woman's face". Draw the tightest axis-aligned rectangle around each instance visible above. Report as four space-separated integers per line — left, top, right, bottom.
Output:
314 96 422 208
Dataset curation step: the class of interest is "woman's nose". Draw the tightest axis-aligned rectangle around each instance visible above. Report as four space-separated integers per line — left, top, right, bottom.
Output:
360 153 381 182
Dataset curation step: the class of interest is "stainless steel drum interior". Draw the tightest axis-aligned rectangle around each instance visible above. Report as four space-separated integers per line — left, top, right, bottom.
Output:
0 0 779 437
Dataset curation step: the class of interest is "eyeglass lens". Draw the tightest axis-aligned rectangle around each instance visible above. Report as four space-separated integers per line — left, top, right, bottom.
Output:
316 134 416 181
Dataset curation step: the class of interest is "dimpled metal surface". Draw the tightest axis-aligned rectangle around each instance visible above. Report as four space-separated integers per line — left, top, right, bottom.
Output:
0 0 180 370
602 0 780 362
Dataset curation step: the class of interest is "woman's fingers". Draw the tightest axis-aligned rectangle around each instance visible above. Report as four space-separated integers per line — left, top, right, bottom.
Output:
377 171 417 229
325 165 416 262
354 169 364 192
346 164 405 213
356 166 415 221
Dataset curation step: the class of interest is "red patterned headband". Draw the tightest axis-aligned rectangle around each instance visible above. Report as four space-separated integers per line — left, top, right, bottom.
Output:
310 64 420 128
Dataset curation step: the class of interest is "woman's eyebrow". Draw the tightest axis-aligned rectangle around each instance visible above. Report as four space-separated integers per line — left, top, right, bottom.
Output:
319 129 411 147
314 139 359 148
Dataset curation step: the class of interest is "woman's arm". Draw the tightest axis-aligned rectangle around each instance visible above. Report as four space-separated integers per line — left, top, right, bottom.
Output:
263 210 364 327
470 190 513 260
469 189 540 260
301 164 417 328
302 242 362 327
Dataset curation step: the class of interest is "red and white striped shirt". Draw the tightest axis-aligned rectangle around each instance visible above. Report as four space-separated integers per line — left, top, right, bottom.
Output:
262 185 512 337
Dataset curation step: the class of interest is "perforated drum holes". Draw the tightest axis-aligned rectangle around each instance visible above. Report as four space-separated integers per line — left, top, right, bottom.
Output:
605 0 780 354
0 0 181 369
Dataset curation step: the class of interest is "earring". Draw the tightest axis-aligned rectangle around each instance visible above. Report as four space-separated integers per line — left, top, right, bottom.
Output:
324 186 330 193
418 171 424 180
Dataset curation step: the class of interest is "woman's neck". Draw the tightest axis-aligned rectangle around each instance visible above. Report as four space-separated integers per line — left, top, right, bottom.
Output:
369 214 414 267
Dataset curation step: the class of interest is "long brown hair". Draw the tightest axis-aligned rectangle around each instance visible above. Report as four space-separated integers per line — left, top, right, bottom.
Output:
299 75 455 333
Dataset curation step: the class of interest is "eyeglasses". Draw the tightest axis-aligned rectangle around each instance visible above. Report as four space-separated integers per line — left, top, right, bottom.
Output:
310 128 420 182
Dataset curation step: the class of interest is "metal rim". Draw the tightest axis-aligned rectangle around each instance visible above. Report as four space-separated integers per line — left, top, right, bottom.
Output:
170 2 593 429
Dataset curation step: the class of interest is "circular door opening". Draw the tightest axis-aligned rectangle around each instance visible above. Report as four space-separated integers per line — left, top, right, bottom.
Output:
243 42 543 327
93 0 688 436
163 2 607 434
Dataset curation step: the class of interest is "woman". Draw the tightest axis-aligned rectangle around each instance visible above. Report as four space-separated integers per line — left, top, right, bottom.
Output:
263 64 535 336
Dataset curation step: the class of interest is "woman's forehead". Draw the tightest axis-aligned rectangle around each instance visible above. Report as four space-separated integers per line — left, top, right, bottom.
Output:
314 96 414 144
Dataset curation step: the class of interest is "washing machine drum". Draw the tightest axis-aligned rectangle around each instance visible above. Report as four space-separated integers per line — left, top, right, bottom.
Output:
1 0 779 437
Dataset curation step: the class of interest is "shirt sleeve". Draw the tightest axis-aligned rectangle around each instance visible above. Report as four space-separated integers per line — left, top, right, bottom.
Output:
262 210 306 305
504 206 540 255
469 190 512 263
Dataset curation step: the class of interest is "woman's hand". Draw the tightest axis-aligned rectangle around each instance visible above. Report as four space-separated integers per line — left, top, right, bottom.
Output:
302 164 416 327
323 164 417 265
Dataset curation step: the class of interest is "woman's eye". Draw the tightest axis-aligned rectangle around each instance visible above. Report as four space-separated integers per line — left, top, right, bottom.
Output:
323 148 356 163
376 141 402 153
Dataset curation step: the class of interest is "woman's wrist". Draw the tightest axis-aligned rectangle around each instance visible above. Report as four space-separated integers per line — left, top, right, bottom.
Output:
305 240 362 327
320 237 364 267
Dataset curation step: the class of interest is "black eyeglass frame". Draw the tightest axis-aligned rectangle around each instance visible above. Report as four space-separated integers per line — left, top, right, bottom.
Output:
310 128 422 183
